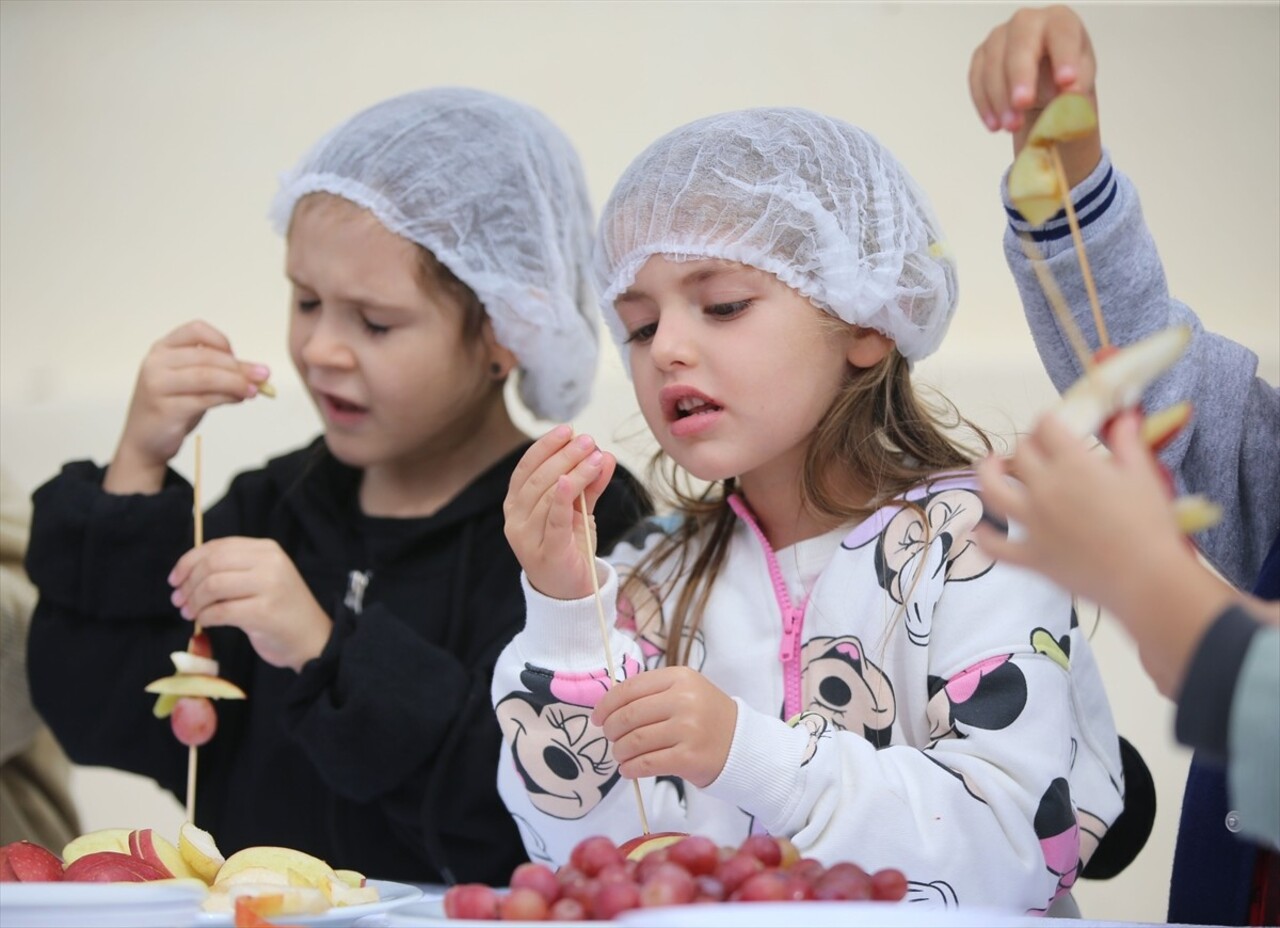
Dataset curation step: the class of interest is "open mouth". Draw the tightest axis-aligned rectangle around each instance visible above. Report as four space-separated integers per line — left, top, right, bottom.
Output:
319 392 368 416
668 394 722 422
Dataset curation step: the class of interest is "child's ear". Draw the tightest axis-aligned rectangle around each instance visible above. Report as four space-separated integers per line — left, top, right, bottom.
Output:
846 327 894 368
481 319 519 379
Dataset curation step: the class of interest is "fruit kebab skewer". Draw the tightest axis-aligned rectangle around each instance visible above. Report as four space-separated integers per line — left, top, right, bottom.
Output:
1007 94 1220 536
144 434 246 821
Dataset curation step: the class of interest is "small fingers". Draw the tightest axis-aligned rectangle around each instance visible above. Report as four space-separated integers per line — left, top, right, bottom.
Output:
969 44 1001 131
160 319 234 354
978 24 1015 129
1043 5 1091 92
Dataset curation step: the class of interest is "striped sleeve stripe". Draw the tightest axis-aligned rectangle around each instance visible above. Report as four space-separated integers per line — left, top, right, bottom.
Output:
1006 166 1117 241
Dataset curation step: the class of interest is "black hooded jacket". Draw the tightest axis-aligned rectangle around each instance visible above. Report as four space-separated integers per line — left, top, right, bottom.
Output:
25 438 651 884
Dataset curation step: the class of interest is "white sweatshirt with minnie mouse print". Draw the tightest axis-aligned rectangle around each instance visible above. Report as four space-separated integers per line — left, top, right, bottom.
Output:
492 474 1124 912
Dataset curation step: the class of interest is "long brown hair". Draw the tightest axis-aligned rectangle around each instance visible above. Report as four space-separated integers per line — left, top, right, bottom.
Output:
623 340 991 667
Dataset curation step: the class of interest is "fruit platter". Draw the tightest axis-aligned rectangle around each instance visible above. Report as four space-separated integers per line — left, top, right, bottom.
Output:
0 823 419 927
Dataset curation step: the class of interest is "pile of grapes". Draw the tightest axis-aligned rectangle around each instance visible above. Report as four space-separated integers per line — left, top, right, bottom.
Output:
443 833 907 921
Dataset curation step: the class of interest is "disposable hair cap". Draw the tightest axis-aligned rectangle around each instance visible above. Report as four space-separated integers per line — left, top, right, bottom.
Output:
270 87 598 421
595 107 957 363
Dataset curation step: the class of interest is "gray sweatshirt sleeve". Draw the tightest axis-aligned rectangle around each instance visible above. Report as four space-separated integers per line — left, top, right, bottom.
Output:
1229 624 1280 849
1002 153 1280 589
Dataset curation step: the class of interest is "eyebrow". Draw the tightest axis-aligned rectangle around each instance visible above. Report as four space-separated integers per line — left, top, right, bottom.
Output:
617 260 753 302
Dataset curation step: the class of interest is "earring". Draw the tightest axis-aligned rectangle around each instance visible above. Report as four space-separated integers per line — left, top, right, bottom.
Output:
490 362 504 378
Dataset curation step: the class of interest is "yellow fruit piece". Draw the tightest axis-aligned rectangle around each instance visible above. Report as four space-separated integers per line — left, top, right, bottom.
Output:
1141 402 1192 450
1174 495 1222 535
320 873 380 907
152 693 180 719
1008 145 1063 226
145 674 246 700
1026 93 1099 148
214 846 337 891
334 868 365 889
178 822 225 884
1054 326 1192 438
62 827 132 864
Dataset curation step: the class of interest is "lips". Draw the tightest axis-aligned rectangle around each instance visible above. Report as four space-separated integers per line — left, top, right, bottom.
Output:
660 386 721 423
314 389 369 424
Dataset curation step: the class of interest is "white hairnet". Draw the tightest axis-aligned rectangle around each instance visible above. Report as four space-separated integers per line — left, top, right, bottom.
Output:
270 87 597 421
595 107 957 363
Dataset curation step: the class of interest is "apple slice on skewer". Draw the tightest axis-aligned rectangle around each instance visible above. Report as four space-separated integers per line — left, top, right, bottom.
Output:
1053 326 1191 439
1008 93 1099 225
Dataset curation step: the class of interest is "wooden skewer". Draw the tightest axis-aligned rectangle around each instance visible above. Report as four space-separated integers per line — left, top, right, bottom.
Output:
1049 144 1110 349
187 434 203 823
1018 232 1096 373
579 489 651 835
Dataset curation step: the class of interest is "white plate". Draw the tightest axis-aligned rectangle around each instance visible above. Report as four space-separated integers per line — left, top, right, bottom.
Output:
195 879 422 926
374 892 612 927
615 900 1033 927
0 880 207 928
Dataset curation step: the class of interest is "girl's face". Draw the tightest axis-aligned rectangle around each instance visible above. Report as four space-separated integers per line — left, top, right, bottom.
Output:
616 256 874 499
285 195 508 477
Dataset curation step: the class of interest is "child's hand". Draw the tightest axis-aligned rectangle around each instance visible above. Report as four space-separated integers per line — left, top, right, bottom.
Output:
105 320 272 495
503 425 616 601
973 411 1193 623
591 666 737 789
969 4 1101 185
168 537 332 673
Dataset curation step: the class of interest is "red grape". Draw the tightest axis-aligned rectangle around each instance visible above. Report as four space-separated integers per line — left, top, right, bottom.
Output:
732 870 789 902
509 861 560 904
870 867 909 901
694 874 726 902
814 862 873 901
498 886 549 921
667 835 719 875
740 834 783 868
639 862 697 907
568 835 623 877
714 851 764 894
170 696 217 746
788 857 826 883
442 883 499 920
548 897 588 921
593 879 642 919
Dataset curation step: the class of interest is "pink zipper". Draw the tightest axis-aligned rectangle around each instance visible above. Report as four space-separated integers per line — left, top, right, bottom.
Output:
727 495 808 720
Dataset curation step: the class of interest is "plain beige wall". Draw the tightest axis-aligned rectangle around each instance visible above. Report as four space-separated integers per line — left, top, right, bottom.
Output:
1 1 1276 920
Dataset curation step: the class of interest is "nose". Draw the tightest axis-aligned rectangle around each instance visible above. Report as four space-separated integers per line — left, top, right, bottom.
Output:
297 310 355 370
647 308 697 371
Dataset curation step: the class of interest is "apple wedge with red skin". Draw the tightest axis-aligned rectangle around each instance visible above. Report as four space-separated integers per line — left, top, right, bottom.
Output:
0 840 65 882
62 850 169 883
617 832 690 861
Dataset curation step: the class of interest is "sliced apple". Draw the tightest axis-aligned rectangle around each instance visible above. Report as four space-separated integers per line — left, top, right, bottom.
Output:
1140 402 1192 452
152 693 181 719
145 674 246 700
170 650 220 676
1054 326 1192 438
0 840 64 882
213 866 292 889
1008 145 1063 226
214 846 337 891
187 631 214 659
320 872 380 907
178 821 225 884
1173 495 1222 535
334 868 366 889
617 831 689 861
1026 92 1098 147
1009 93 1099 225
62 850 168 882
129 828 200 881
62 828 133 865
